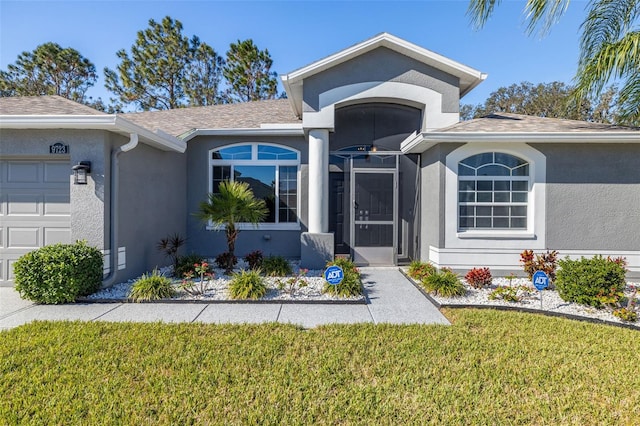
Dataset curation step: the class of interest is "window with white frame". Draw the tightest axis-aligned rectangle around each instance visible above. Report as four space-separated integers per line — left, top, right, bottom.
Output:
210 143 299 225
458 152 529 230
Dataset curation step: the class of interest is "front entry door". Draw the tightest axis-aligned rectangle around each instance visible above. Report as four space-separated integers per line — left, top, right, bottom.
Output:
352 170 396 265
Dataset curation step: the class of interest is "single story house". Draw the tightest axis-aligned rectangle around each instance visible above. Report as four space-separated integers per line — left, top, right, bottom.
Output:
1 33 639 286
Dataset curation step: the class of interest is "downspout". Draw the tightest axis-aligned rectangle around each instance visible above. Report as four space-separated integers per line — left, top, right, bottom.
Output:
102 133 139 287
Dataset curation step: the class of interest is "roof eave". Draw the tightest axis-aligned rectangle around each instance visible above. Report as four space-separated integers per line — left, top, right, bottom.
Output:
181 126 305 142
0 115 186 153
401 131 640 153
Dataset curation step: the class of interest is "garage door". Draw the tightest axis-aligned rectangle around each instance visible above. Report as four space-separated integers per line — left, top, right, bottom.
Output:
0 160 71 285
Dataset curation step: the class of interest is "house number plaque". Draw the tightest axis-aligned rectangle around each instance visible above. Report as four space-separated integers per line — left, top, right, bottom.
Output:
49 142 69 154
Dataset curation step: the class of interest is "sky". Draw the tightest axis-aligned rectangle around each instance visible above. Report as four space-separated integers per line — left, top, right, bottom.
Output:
0 0 590 109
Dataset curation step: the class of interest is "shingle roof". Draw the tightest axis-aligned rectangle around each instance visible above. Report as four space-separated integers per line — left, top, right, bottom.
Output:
123 99 300 137
441 113 639 133
0 95 106 116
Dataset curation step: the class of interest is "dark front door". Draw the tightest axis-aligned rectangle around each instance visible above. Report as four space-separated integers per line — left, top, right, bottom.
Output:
352 170 396 265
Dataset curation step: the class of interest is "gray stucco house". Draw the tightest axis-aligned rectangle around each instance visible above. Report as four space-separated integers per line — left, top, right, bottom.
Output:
1 33 639 286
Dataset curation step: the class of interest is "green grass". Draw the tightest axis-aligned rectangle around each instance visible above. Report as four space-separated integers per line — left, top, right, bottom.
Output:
1 309 639 424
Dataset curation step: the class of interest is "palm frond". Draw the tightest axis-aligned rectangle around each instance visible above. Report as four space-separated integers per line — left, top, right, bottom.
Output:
580 0 640 64
574 31 640 99
467 0 501 30
468 0 570 35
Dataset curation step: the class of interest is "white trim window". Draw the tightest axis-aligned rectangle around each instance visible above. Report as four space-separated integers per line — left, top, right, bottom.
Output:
209 143 300 230
444 142 546 250
458 152 529 230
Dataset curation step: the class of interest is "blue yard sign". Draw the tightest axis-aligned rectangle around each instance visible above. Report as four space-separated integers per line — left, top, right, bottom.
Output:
324 265 344 286
532 270 549 291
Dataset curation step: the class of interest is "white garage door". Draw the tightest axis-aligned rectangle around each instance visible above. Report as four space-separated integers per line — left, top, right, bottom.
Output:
0 160 71 285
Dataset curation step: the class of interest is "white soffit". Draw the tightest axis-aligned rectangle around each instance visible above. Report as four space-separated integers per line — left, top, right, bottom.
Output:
282 32 487 118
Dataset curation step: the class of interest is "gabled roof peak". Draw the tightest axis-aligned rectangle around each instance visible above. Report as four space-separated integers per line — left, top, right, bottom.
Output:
281 33 487 118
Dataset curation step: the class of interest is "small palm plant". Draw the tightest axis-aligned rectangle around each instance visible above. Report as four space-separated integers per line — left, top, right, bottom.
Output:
196 180 268 273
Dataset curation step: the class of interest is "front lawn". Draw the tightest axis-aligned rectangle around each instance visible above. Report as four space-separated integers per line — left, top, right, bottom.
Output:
1 310 639 424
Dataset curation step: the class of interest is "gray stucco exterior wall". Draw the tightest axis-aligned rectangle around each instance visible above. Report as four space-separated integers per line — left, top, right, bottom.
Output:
116 136 187 282
303 47 460 114
531 143 640 251
420 143 463 255
186 134 308 259
0 129 108 251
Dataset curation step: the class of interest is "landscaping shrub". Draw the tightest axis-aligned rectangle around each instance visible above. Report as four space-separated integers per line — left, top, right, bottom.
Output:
277 269 309 295
174 253 206 278
215 251 238 274
156 233 186 271
262 255 292 277
613 307 638 322
464 267 493 289
244 250 263 270
323 257 363 297
488 285 533 302
129 269 175 302
408 260 436 282
229 269 267 299
520 249 558 281
180 262 214 296
555 255 627 308
14 241 103 304
422 270 466 297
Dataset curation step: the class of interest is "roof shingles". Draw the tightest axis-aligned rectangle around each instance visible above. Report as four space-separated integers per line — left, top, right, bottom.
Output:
441 113 639 133
123 99 300 137
0 95 106 116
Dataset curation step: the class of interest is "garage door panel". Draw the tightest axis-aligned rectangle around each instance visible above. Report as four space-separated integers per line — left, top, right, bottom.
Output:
7 227 40 248
44 194 70 215
44 228 71 245
7 194 40 215
7 259 17 280
44 162 70 183
1 159 70 285
7 162 40 183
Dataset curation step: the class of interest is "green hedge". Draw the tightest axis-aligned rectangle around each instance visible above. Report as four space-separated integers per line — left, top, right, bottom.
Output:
14 241 103 304
555 255 627 308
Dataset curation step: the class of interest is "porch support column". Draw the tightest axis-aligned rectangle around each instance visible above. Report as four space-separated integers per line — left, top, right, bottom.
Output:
301 128 333 269
308 128 329 233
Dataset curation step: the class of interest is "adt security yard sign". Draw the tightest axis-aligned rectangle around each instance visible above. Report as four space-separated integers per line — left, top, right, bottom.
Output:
533 270 549 309
533 270 549 290
324 265 344 286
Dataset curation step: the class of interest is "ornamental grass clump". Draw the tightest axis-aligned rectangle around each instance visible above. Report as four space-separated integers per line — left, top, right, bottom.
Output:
408 260 436 282
422 269 466 297
262 255 292 277
323 258 363 297
555 255 627 308
129 269 175 302
14 241 103 304
229 269 267 299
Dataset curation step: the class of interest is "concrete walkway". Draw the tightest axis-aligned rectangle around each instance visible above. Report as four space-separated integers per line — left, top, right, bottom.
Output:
0 268 449 330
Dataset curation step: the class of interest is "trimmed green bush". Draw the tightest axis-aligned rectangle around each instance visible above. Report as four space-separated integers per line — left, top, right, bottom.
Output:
229 269 267 299
174 253 206 278
262 256 292 277
555 255 627 308
129 269 175 302
14 241 103 304
323 258 363 297
423 270 466 297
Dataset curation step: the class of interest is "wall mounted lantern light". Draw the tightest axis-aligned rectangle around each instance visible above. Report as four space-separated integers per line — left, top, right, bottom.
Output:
72 161 91 185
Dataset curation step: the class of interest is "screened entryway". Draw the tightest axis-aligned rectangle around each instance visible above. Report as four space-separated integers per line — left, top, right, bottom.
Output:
328 103 422 265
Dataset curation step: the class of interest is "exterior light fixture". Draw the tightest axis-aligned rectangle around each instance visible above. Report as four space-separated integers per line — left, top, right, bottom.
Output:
72 161 91 185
